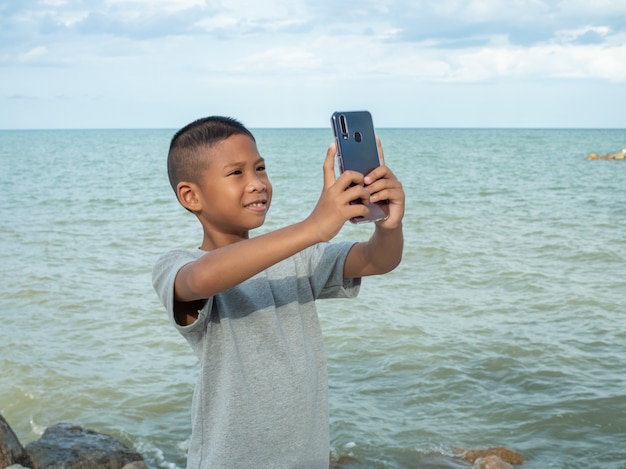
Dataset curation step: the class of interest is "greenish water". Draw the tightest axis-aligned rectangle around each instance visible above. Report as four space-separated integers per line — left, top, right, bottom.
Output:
1 128 625 468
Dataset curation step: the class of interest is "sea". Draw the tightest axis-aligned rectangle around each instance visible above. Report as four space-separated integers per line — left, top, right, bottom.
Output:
1 128 625 469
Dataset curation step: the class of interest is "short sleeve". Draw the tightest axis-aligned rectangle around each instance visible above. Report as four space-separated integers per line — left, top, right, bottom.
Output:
152 249 212 334
301 241 361 300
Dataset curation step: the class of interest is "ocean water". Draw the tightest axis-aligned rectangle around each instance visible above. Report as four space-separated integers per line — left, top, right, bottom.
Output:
1 127 625 469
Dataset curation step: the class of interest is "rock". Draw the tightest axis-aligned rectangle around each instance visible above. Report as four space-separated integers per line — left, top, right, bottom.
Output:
586 149 626 160
122 462 149 469
473 455 513 469
0 414 33 468
329 454 362 468
25 422 144 469
454 446 525 465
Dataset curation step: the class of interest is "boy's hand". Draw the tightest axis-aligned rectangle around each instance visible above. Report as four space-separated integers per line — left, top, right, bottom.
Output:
365 137 405 230
306 139 404 242
305 144 372 242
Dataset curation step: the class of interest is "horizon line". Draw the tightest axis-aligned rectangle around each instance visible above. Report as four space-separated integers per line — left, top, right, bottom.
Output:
1 126 625 131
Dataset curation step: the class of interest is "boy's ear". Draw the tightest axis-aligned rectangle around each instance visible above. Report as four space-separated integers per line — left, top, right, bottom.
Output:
177 181 201 212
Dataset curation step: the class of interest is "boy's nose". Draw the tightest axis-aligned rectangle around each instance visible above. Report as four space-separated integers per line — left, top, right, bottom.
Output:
247 176 266 192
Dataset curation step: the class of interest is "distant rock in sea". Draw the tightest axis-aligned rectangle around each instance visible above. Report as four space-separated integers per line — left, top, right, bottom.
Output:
586 149 626 160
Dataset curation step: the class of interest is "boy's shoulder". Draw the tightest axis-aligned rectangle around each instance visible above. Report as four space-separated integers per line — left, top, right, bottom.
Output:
152 248 203 289
157 247 204 261
154 248 203 269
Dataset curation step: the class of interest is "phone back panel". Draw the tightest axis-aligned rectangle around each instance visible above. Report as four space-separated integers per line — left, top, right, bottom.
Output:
331 111 380 176
331 110 389 223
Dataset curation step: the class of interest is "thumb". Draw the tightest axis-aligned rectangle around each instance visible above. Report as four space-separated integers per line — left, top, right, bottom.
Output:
323 143 337 188
376 135 385 166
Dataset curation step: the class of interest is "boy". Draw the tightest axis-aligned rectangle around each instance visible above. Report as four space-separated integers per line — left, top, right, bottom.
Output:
152 116 404 468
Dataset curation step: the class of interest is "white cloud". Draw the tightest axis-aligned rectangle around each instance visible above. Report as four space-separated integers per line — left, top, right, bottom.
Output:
556 0 626 17
40 0 71 6
443 42 626 82
18 46 49 62
553 25 611 44
438 0 550 23
104 0 204 8
233 46 322 73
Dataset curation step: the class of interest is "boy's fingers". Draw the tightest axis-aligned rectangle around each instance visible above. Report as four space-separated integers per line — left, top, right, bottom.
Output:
323 143 337 188
365 164 395 186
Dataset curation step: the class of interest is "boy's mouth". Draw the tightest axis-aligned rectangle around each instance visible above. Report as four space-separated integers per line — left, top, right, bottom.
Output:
245 200 267 211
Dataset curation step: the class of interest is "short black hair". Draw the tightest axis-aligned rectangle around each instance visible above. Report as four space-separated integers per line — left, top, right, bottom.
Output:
167 116 255 195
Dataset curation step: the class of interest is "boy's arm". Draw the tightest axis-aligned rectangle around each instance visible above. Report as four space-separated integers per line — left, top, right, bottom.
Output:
343 222 403 278
342 138 405 279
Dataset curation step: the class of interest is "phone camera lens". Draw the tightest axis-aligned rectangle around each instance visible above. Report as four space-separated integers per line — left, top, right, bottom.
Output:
339 115 348 138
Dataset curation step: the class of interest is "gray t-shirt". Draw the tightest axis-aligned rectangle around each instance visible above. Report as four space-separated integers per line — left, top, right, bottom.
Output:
152 241 360 469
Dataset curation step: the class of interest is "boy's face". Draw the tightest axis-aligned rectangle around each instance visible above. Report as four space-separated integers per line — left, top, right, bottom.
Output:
192 134 272 240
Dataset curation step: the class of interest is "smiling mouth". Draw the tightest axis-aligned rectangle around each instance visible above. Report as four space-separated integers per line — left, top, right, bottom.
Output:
245 200 267 210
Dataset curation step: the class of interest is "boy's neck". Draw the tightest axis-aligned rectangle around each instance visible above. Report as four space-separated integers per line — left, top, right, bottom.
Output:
200 229 250 251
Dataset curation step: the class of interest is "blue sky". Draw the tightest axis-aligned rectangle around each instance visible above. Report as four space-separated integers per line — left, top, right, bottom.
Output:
1 0 625 128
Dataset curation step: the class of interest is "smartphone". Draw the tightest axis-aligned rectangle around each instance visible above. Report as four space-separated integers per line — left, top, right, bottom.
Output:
331 110 389 223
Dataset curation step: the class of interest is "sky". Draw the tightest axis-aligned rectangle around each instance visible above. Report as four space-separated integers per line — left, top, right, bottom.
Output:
1 0 626 129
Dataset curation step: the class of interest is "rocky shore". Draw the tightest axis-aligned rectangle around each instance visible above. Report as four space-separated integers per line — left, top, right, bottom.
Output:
2 413 525 468
1 414 146 469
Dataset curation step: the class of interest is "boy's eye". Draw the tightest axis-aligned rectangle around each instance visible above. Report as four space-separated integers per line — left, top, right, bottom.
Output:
256 165 266 172
229 170 242 176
